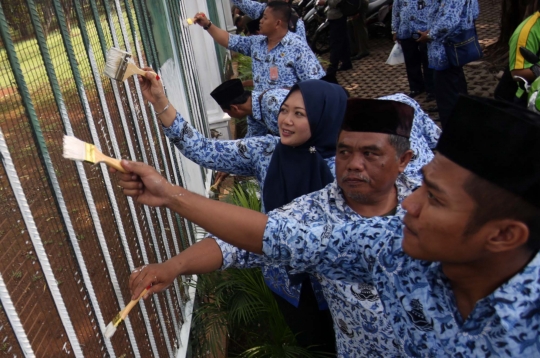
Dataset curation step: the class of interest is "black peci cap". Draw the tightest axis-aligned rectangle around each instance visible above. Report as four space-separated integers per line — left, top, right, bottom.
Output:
436 95 540 208
341 98 414 138
210 79 244 107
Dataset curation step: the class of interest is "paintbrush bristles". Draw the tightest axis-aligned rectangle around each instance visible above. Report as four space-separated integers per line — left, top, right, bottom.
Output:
183 18 195 27
104 321 117 339
63 135 88 162
104 47 132 81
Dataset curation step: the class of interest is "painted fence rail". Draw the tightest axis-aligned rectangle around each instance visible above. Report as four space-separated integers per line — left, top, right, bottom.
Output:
0 0 205 356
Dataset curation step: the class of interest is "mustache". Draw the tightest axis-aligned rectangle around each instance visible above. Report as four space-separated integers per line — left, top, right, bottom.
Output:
341 174 371 183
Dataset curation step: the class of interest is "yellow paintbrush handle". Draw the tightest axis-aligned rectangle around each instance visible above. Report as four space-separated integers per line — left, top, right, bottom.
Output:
101 156 128 173
120 288 148 320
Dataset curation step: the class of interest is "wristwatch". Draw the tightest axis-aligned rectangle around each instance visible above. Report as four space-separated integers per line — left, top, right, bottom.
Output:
204 21 212 30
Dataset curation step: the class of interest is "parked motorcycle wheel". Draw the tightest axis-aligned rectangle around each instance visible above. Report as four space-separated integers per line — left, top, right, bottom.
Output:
311 26 330 54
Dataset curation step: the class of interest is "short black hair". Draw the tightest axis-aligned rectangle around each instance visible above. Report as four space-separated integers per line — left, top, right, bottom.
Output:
220 90 252 110
267 1 292 26
463 173 540 251
388 134 410 157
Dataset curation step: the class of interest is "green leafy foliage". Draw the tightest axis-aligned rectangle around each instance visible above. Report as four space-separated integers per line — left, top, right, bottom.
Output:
236 53 253 83
191 181 329 357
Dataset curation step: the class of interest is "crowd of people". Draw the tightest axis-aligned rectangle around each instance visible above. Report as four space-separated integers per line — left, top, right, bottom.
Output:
113 1 540 356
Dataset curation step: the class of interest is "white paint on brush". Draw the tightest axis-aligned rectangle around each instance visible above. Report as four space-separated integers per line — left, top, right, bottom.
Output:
62 135 87 161
104 47 132 80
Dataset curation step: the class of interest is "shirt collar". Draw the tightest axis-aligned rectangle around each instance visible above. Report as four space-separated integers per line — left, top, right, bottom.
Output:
489 251 540 328
262 30 294 48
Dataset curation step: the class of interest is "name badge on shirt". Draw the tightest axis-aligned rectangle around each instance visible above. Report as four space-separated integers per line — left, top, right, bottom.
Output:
269 66 279 81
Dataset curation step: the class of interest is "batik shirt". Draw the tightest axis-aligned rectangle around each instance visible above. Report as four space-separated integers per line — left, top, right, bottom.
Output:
392 0 430 39
379 93 441 177
427 0 479 70
247 87 290 137
162 111 333 308
231 0 307 40
254 176 419 356
228 31 325 92
263 193 540 357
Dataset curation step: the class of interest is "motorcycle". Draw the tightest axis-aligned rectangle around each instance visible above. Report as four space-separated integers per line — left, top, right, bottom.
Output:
304 0 331 54
366 0 393 39
306 0 394 55
514 46 540 114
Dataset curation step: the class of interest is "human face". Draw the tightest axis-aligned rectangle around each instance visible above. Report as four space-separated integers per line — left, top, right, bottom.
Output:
401 153 488 263
336 131 407 205
278 90 311 147
259 7 278 36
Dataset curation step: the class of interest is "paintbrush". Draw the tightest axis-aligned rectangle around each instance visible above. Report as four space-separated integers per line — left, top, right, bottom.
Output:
182 13 206 28
62 135 128 173
104 47 158 82
104 287 150 339
182 17 195 27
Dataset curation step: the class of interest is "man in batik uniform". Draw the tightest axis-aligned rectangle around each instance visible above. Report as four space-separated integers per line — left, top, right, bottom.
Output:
210 79 289 137
194 2 325 93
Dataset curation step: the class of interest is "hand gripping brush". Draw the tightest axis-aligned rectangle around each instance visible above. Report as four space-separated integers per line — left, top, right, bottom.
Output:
182 13 206 27
104 47 159 82
62 135 128 173
104 286 150 339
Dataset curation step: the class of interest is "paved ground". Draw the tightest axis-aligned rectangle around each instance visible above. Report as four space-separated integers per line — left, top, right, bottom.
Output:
327 0 501 124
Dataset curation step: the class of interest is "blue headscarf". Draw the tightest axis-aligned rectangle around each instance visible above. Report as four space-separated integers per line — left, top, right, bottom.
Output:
263 79 348 212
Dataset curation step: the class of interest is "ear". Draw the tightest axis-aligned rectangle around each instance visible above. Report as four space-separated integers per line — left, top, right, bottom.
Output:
397 149 414 173
484 219 530 253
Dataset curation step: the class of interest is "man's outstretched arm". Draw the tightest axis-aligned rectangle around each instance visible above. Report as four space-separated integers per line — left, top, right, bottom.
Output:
114 160 267 254
194 12 230 48
129 238 224 300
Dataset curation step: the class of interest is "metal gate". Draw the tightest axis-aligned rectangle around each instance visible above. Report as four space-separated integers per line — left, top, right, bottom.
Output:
0 0 206 356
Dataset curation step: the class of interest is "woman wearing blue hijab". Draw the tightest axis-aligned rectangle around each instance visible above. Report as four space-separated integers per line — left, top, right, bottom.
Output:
136 76 348 353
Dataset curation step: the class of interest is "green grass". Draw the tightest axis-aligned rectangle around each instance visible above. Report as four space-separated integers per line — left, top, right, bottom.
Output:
0 6 139 113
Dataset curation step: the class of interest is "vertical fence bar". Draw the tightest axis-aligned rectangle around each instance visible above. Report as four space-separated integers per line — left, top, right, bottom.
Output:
0 2 84 356
0 270 35 358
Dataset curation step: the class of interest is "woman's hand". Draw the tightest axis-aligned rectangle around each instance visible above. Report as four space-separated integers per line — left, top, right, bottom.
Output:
138 66 168 108
129 261 179 300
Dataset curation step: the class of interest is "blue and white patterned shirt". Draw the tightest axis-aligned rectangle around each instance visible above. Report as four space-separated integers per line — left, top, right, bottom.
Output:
427 0 479 70
228 31 325 92
231 0 307 40
392 0 430 39
258 176 419 357
247 88 290 137
263 190 540 357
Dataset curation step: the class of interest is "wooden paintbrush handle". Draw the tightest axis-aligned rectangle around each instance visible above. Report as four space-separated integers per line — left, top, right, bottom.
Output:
102 157 128 173
126 62 156 79
210 176 224 191
120 288 148 320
